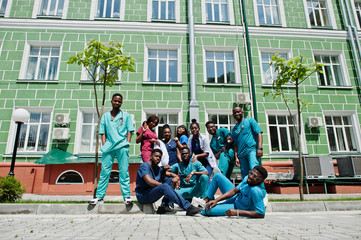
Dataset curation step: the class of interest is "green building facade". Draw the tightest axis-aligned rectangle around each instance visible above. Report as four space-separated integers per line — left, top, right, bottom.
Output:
1 0 361 166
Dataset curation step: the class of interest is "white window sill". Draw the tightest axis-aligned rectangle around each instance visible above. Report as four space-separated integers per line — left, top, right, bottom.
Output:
79 80 121 84
17 79 58 83
268 152 305 159
203 83 241 87
94 17 121 21
262 84 295 88
37 15 63 19
318 85 353 90
142 81 183 85
2 153 46 158
151 19 176 23
206 21 230 25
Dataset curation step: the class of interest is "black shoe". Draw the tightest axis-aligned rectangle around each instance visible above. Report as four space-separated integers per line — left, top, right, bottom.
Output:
156 205 176 214
186 205 202 216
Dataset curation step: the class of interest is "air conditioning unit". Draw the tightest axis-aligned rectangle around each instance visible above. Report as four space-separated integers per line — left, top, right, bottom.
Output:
307 117 323 129
293 156 335 180
54 113 70 126
236 93 251 104
53 128 70 140
336 156 361 177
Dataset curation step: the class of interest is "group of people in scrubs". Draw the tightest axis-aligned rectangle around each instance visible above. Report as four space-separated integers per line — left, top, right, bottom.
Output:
89 93 268 218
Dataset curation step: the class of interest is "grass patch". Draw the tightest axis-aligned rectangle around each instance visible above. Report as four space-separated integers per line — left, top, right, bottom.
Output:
269 197 361 202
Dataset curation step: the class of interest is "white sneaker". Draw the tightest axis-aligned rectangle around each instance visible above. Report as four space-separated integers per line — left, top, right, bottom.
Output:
124 197 133 205
191 197 206 208
88 198 103 205
263 194 269 209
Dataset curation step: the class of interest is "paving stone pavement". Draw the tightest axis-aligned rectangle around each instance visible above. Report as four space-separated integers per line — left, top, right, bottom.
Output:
1 211 360 240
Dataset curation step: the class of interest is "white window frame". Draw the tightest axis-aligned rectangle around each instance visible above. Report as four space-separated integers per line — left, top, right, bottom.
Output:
303 0 337 29
74 107 111 155
0 0 13 17
142 108 182 138
90 0 126 20
313 50 350 88
201 0 235 25
147 0 180 22
143 44 181 83
253 0 286 27
32 0 69 19
80 64 121 83
259 48 291 85
266 110 307 155
350 0 361 30
56 170 84 184
323 110 361 153
6 107 53 155
203 46 240 85
205 109 235 135
18 41 62 82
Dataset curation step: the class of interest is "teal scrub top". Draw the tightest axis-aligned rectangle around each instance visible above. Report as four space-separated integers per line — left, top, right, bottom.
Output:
234 176 265 215
170 160 207 188
99 110 135 153
210 127 232 154
232 118 262 158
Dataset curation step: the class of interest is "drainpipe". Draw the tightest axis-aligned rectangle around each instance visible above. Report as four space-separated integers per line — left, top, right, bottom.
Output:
344 0 361 62
339 0 361 104
188 0 199 122
240 0 257 121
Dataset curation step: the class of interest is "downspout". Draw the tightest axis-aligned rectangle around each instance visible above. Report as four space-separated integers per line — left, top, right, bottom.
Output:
339 0 361 104
240 0 257 120
188 0 199 122
344 0 361 63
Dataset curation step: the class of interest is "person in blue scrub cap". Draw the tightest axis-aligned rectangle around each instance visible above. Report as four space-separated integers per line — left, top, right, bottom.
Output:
201 166 268 218
89 93 135 205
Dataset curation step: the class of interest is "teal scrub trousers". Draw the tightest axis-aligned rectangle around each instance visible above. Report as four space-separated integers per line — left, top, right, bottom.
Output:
217 149 235 179
96 146 131 199
175 174 209 199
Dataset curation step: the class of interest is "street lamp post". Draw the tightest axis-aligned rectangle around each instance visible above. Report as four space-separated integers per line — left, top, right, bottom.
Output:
9 109 30 176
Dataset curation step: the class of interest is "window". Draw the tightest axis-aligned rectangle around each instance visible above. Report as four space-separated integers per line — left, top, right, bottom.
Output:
355 1 361 28
205 0 229 22
96 0 120 18
0 0 8 16
268 114 298 152
147 49 178 83
152 0 175 20
260 52 287 85
79 112 101 153
146 112 178 139
208 113 235 131
256 0 281 25
18 111 51 152
25 46 60 81
84 64 119 82
56 170 84 184
205 51 235 84
315 55 346 87
305 0 334 28
325 115 358 152
39 0 64 16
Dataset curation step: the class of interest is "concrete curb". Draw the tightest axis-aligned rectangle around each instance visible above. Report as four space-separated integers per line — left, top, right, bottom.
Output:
1 201 361 214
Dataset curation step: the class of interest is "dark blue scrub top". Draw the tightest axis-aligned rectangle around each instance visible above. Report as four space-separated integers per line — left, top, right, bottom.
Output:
163 139 178 166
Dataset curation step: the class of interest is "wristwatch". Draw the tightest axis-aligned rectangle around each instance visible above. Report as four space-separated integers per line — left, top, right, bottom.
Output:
258 148 263 150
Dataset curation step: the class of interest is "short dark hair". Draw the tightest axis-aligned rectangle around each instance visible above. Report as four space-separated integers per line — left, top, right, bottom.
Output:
190 119 199 128
151 148 163 156
162 124 171 132
147 115 159 125
112 93 123 100
205 121 215 128
254 166 268 180
180 146 190 152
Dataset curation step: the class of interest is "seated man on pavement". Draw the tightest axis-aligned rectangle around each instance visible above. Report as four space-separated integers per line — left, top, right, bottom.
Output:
170 147 209 200
200 166 268 218
135 148 202 216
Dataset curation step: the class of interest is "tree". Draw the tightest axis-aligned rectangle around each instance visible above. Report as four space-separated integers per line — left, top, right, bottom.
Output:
264 54 323 200
67 40 135 197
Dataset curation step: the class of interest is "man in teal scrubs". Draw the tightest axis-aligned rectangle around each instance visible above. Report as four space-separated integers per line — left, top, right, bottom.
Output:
206 121 235 179
170 147 209 200
89 93 135 205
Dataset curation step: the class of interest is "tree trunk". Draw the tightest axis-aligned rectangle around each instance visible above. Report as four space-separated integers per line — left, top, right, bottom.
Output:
296 80 304 201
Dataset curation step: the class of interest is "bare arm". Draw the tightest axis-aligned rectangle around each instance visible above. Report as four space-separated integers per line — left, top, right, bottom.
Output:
225 209 265 218
192 152 209 163
136 129 146 143
101 134 106 146
142 175 162 188
127 132 132 143
205 187 240 209
256 133 263 158
234 145 240 167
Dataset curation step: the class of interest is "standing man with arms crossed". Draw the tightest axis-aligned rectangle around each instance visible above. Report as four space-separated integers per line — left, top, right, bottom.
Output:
89 93 134 205
232 106 266 197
